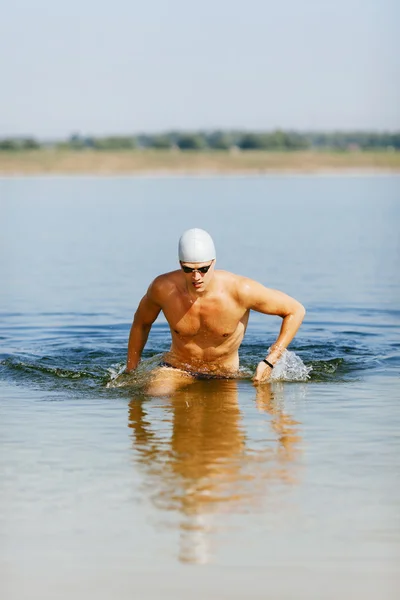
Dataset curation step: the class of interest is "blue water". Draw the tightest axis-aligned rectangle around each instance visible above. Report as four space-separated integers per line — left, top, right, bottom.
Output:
1 175 399 599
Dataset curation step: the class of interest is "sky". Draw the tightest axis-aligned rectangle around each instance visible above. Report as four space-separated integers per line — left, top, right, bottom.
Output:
1 0 399 137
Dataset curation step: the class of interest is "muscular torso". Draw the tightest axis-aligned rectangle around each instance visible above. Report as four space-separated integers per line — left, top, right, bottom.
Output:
157 271 249 374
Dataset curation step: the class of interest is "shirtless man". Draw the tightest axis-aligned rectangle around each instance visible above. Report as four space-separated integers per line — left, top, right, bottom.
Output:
126 228 305 395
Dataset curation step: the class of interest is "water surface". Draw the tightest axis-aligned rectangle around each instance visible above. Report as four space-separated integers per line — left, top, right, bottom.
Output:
1 175 399 599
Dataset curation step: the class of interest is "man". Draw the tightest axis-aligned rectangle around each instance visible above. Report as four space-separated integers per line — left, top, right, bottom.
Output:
126 228 305 395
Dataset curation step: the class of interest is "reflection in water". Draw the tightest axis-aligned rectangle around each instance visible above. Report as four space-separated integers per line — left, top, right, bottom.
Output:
128 380 302 564
255 383 302 468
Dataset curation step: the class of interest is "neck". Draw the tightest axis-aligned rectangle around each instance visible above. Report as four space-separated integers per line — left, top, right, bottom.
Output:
184 273 216 299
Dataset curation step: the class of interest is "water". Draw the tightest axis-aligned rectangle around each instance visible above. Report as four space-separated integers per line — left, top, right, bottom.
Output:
1 175 399 599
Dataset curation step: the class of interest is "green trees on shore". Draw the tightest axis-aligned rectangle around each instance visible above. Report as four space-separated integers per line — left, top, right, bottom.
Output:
0 138 40 151
1 130 399 152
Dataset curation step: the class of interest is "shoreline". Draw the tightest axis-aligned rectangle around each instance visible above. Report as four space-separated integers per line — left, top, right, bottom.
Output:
1 169 399 180
0 149 399 176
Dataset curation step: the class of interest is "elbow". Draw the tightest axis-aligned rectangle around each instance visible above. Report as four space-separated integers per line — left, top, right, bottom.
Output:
133 320 152 334
298 303 306 322
132 311 152 330
284 303 305 324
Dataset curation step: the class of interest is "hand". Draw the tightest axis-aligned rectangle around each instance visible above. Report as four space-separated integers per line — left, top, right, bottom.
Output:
123 367 135 375
123 364 138 375
253 361 273 385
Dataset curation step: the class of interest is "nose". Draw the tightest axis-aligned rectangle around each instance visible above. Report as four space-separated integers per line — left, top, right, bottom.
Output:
192 270 202 280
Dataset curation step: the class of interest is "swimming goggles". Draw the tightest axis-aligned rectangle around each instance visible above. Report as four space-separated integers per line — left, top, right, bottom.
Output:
180 262 213 274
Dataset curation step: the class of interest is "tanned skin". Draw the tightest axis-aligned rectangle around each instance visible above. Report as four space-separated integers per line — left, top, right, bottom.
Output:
126 260 305 395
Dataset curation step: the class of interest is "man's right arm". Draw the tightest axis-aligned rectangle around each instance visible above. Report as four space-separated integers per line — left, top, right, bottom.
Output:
126 285 162 372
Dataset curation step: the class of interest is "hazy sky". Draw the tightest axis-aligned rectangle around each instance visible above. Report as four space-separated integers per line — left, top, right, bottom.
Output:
1 0 399 137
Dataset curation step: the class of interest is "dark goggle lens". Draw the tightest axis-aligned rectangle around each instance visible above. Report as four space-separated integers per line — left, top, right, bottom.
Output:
182 264 212 274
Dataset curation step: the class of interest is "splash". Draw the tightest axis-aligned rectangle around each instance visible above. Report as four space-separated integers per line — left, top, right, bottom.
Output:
106 350 312 387
106 354 163 389
269 349 312 382
0 356 100 381
1 343 368 393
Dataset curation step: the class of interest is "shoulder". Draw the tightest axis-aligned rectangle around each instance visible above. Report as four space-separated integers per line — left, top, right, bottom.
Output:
214 270 304 315
215 270 264 304
147 270 181 304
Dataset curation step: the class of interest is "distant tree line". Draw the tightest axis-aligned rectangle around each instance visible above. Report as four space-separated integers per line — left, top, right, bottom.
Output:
1 130 399 152
0 138 41 151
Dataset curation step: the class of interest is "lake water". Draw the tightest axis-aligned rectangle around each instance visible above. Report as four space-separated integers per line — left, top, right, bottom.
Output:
1 175 399 599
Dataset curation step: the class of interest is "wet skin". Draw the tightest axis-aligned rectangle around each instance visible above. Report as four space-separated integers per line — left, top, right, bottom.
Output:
126 260 305 395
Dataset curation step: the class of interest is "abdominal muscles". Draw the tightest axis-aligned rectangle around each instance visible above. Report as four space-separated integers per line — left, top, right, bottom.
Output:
164 324 245 374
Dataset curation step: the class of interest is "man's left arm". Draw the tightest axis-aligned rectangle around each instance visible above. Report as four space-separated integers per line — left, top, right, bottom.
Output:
240 279 306 384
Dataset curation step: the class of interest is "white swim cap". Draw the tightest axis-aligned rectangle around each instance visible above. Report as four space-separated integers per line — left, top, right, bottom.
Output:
178 228 216 263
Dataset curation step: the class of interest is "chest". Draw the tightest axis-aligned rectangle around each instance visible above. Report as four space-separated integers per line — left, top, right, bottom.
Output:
164 295 246 338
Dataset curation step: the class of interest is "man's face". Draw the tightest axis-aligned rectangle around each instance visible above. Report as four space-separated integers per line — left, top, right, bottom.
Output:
180 260 215 292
